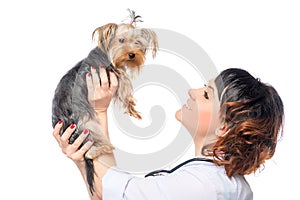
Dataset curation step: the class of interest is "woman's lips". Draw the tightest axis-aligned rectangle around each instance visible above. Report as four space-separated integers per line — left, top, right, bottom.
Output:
184 99 192 110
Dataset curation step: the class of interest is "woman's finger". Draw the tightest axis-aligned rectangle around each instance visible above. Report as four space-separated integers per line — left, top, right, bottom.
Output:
99 66 109 89
60 124 76 144
108 70 118 92
72 129 90 149
91 66 100 87
53 120 63 143
86 71 93 99
68 140 94 161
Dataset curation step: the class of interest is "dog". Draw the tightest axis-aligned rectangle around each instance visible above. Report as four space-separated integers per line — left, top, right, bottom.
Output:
51 19 158 194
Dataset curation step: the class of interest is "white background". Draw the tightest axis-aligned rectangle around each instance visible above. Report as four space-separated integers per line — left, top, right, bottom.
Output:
0 0 299 199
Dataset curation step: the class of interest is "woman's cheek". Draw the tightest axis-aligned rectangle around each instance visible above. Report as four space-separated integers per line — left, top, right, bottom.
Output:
197 109 213 134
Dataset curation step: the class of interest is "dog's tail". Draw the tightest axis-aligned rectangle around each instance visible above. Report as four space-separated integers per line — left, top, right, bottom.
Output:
85 158 95 195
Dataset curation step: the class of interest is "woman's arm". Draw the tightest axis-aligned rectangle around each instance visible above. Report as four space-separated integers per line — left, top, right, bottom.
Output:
87 66 118 139
53 66 118 199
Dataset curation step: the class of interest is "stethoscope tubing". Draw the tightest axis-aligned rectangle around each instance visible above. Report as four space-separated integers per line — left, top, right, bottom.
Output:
145 157 213 178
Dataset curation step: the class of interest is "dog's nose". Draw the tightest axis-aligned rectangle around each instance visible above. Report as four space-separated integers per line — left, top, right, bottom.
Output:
128 53 135 59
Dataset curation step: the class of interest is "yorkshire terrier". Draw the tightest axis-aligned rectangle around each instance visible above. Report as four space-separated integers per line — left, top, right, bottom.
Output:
52 12 158 194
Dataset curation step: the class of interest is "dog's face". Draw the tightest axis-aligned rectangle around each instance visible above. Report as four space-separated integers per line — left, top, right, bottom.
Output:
93 23 158 74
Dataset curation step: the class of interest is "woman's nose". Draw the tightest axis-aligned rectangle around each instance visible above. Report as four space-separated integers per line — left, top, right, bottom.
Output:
188 89 196 100
189 88 204 100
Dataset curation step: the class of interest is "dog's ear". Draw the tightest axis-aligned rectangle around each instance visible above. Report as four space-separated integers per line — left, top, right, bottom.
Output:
141 29 159 58
92 23 118 52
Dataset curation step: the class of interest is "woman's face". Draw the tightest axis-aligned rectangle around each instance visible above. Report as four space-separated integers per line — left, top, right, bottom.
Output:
175 79 221 147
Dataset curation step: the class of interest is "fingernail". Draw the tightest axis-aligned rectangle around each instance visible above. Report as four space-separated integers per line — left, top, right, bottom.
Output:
70 124 75 129
58 120 63 124
83 129 89 134
87 72 91 77
91 66 95 70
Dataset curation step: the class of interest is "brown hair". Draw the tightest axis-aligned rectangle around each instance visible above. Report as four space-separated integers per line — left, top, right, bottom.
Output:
208 68 284 177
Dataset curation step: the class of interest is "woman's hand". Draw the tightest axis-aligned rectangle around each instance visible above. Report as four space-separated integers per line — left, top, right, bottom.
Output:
53 121 114 199
52 121 93 166
87 66 118 113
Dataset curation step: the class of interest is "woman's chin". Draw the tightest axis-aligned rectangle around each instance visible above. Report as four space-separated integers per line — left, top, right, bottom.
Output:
175 108 182 122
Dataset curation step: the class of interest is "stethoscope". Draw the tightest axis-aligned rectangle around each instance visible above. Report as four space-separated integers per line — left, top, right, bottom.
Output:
145 157 213 178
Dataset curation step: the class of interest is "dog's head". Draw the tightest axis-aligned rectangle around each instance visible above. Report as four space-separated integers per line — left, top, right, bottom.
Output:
92 23 158 75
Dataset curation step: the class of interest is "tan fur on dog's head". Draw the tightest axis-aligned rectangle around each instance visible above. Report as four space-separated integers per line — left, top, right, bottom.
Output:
92 23 158 75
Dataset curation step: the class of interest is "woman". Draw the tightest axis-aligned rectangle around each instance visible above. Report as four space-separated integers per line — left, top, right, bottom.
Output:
53 67 284 199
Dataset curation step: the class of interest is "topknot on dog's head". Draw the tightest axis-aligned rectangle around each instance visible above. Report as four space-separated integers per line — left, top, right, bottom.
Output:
126 8 143 26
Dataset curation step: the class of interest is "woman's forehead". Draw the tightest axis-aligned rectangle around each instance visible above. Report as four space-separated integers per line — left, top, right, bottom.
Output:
208 78 216 88
208 78 221 102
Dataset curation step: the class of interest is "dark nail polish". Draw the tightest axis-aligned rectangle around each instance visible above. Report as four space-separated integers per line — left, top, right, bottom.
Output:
70 124 75 129
84 129 89 134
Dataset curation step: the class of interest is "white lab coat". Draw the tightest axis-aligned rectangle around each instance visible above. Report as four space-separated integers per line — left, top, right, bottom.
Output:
103 158 253 200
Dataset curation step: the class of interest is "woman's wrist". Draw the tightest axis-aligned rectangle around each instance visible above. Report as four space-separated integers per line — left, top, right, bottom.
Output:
97 153 116 168
94 109 107 117
94 110 110 140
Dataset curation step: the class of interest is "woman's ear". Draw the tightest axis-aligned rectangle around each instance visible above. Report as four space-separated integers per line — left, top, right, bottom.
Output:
215 123 229 137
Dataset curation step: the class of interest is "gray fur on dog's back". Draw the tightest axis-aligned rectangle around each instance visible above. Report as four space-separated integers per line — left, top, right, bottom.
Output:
52 47 112 140
51 47 114 194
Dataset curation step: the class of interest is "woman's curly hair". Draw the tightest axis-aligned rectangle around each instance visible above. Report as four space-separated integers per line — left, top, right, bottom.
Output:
208 68 284 177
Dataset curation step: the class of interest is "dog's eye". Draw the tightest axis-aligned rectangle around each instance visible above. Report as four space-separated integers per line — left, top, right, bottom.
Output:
135 40 141 45
119 38 125 43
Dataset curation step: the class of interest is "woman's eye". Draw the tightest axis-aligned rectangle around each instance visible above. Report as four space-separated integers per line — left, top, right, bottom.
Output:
119 38 125 43
204 91 209 99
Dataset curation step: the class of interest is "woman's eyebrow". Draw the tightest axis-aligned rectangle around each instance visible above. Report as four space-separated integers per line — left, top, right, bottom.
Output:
208 85 215 93
205 84 215 97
